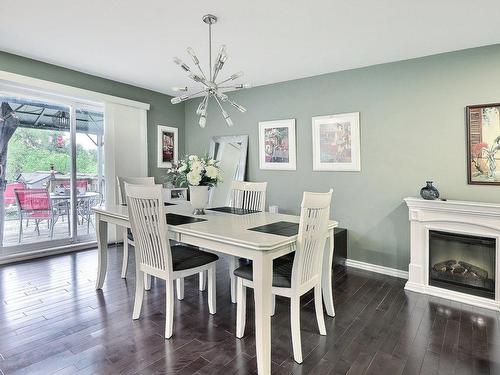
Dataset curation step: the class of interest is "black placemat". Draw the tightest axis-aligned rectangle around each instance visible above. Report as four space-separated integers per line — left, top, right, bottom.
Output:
207 206 261 215
248 221 299 237
166 213 207 226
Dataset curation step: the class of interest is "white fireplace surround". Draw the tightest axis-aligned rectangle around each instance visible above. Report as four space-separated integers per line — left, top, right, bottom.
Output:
404 197 500 311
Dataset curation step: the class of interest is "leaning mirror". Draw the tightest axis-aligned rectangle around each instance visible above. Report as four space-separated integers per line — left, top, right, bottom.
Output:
209 135 248 206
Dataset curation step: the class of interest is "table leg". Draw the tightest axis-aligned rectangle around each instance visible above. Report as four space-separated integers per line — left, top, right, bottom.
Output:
253 253 273 374
95 213 108 290
322 229 335 317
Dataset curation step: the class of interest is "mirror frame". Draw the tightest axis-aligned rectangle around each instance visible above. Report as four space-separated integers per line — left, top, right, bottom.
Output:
208 135 249 182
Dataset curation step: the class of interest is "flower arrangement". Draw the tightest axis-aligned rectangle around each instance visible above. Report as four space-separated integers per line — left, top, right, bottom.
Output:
167 154 223 187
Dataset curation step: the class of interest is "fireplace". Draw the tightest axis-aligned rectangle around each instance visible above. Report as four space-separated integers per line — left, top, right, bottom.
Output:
429 230 495 299
405 197 500 311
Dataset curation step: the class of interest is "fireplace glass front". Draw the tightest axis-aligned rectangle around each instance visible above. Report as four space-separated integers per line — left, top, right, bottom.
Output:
429 230 496 299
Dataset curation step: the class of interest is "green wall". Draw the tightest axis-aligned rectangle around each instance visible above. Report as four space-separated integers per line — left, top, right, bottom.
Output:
0 51 184 182
185 44 500 271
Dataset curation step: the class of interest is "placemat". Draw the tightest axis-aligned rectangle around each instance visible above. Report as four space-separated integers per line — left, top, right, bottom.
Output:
207 206 261 215
248 221 299 237
166 213 207 226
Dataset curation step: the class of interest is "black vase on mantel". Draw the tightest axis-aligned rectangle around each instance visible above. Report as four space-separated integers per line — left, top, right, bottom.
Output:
420 181 440 200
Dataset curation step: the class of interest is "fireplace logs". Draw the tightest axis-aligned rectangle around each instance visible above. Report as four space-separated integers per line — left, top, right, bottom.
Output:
431 259 492 289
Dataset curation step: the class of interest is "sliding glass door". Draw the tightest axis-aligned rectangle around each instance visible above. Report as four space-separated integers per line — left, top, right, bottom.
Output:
0 93 104 259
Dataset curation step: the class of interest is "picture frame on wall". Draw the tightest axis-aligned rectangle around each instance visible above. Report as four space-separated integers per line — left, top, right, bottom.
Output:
466 103 500 185
312 112 361 171
157 125 178 168
258 119 296 170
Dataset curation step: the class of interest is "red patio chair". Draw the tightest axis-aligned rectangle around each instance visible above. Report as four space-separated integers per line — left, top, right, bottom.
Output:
3 182 26 205
14 188 60 243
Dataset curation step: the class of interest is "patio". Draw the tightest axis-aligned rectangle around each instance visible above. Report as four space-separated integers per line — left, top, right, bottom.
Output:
1 212 97 248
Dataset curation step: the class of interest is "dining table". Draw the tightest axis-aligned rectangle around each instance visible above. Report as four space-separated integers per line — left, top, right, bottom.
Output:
92 201 338 374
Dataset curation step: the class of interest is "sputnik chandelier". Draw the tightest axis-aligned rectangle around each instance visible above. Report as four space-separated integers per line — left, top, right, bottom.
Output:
170 14 250 128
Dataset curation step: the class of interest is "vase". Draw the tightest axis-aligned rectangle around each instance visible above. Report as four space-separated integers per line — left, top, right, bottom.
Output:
420 181 440 200
189 185 209 214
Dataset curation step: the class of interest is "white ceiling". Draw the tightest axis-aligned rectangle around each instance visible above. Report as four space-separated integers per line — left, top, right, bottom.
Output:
1 0 500 96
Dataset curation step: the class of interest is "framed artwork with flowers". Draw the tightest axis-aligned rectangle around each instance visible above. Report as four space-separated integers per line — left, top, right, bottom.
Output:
157 125 178 168
312 112 361 171
467 103 500 185
258 119 296 170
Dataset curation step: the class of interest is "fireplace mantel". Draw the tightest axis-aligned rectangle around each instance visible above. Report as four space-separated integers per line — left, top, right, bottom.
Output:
404 197 500 311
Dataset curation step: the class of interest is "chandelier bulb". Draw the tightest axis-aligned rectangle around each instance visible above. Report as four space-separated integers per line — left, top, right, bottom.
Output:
226 116 234 127
173 57 191 72
199 114 207 128
172 86 188 92
230 71 244 81
186 47 199 65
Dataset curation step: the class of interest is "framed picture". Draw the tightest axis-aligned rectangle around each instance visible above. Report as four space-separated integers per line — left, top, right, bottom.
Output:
258 119 296 170
467 103 500 185
312 112 361 171
157 125 178 168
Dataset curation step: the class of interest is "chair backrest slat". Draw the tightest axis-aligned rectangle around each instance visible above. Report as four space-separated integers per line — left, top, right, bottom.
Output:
116 176 155 205
292 189 333 287
126 184 172 274
228 181 267 211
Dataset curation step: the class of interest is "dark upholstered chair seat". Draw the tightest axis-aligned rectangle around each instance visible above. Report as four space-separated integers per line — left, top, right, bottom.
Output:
171 244 219 271
127 229 216 271
233 253 295 288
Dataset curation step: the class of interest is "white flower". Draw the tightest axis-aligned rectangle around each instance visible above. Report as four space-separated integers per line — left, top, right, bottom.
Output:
188 155 199 161
178 164 187 172
191 160 203 172
205 165 218 179
187 171 201 186
207 159 215 165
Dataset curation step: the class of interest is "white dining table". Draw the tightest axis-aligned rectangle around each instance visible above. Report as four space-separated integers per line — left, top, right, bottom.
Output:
92 201 338 374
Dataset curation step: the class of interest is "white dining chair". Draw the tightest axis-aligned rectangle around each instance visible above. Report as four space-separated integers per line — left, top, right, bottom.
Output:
126 184 218 338
198 180 267 302
116 176 155 279
233 189 332 363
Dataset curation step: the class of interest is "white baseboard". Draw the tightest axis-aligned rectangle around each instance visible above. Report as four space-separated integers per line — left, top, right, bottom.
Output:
345 259 409 279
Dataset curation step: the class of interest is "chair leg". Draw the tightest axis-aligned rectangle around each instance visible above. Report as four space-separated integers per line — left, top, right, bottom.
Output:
290 297 303 363
121 229 129 278
236 277 246 338
207 265 216 314
176 278 184 300
199 271 206 291
49 218 55 239
271 294 276 316
165 279 175 338
314 284 326 335
144 274 152 291
18 218 23 243
132 268 145 320
229 256 238 303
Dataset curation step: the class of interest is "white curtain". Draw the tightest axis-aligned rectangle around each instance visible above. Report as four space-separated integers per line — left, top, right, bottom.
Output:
104 102 148 241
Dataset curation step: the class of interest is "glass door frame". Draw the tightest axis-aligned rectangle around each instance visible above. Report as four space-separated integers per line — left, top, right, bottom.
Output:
0 86 104 254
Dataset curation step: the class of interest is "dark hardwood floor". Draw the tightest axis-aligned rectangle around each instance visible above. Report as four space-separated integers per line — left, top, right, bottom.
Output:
1 246 499 374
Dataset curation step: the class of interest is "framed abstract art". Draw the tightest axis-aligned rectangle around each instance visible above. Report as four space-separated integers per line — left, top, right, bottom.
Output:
157 125 178 168
312 112 361 171
258 119 296 170
467 103 500 185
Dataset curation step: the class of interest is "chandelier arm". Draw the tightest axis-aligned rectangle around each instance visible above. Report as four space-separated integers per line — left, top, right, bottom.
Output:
216 72 243 85
196 63 208 80
213 94 226 114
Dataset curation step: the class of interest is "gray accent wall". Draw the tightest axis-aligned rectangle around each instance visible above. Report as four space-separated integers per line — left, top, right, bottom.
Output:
0 51 184 181
185 44 500 271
